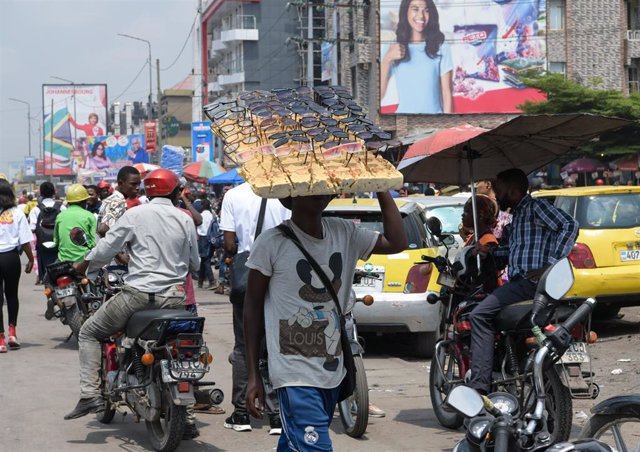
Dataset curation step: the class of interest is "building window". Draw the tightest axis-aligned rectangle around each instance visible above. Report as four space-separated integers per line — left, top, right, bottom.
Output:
549 0 565 30
629 65 639 93
549 61 566 75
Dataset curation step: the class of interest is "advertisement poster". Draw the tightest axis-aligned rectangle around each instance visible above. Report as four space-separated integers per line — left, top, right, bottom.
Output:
42 84 108 175
23 157 36 177
321 41 335 82
379 0 546 114
144 120 158 153
191 122 213 162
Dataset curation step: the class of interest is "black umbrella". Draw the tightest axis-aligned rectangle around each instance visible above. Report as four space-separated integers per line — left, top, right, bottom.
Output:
398 114 632 185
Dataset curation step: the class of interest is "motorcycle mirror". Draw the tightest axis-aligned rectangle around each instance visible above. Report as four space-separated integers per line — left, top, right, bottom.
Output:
538 258 574 301
70 227 88 247
445 385 484 418
441 235 456 246
42 241 57 249
426 216 443 237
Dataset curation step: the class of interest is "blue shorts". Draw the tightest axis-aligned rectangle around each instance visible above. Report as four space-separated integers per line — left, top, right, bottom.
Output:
276 386 340 451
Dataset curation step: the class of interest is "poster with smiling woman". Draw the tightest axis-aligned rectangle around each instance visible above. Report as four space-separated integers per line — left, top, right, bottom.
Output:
379 0 547 115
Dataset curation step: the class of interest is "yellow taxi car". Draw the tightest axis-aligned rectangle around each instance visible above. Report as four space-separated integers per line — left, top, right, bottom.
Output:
534 186 640 315
323 198 442 357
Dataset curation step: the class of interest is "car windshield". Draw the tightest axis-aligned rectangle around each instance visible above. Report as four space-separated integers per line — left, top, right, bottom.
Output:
323 212 424 249
427 206 463 234
577 193 640 229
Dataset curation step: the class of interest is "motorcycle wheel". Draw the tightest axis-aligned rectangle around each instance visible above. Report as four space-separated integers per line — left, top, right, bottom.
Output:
145 386 187 452
65 304 85 341
429 341 464 429
521 367 572 443
338 355 369 438
97 346 116 424
578 414 640 451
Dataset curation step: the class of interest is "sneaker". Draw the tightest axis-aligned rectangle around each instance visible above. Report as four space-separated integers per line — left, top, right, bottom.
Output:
0 334 7 353
64 397 105 420
368 403 386 418
269 416 282 435
183 423 200 440
223 413 252 432
7 325 19 349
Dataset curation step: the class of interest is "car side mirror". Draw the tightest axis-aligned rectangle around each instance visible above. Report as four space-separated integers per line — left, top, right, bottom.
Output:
445 385 484 418
538 257 574 301
426 216 443 237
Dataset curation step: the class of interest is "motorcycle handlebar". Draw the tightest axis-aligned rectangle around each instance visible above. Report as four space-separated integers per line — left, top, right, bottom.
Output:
492 421 511 452
560 298 597 333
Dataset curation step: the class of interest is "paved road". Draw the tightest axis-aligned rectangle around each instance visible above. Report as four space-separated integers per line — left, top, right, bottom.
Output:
2 270 639 451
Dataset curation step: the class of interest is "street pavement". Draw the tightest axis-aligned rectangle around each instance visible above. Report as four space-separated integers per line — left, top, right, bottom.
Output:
1 269 639 451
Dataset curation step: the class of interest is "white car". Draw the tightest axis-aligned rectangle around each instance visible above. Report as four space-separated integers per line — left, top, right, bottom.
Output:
411 196 467 259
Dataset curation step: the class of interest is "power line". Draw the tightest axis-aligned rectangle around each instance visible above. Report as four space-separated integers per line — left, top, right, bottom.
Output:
112 61 149 102
161 12 198 71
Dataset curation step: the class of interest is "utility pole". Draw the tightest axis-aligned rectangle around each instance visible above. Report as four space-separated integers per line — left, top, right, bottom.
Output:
50 76 76 152
307 2 314 86
49 98 54 182
193 0 204 123
9 97 31 157
117 33 153 121
156 58 163 160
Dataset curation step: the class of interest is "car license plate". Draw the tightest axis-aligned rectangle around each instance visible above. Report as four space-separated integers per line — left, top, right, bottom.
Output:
560 342 590 364
55 287 76 298
620 249 640 262
437 272 456 288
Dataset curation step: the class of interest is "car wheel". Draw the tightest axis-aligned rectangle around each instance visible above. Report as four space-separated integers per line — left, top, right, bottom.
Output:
414 331 437 358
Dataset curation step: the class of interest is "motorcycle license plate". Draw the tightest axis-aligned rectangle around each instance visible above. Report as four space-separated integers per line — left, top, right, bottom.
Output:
560 342 590 364
620 249 640 262
437 272 456 289
55 287 76 298
170 359 203 380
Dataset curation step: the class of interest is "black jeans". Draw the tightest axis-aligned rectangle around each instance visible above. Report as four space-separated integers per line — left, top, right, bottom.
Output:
36 244 56 281
468 277 537 393
231 299 278 418
0 250 21 333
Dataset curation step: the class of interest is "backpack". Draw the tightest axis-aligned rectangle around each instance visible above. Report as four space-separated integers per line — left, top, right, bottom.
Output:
35 201 62 244
207 213 224 250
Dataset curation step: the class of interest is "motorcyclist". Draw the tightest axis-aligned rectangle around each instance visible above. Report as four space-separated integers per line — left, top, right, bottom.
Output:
64 169 200 420
53 184 96 263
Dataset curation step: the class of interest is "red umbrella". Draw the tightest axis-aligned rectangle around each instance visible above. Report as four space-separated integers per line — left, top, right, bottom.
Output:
611 154 640 171
561 157 607 174
183 160 226 184
402 124 489 161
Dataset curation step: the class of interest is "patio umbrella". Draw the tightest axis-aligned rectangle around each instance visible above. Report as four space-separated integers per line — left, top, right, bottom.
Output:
132 163 160 175
402 124 489 161
561 157 606 174
183 160 226 184
208 167 244 185
398 114 631 185
611 154 640 171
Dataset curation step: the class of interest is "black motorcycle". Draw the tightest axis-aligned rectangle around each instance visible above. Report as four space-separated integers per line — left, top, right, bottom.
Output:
445 260 607 452
98 309 222 452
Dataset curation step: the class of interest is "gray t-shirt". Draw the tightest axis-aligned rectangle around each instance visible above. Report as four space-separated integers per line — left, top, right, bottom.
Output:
247 217 379 390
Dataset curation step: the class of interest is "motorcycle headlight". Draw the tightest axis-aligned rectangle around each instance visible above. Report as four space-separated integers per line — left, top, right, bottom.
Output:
107 274 118 283
467 417 491 440
488 392 519 416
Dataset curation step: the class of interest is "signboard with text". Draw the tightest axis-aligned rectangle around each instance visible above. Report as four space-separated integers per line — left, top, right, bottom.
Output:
191 121 213 162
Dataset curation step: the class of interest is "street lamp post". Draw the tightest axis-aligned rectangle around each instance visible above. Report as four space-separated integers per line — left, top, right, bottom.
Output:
8 97 31 157
117 33 153 122
50 76 77 152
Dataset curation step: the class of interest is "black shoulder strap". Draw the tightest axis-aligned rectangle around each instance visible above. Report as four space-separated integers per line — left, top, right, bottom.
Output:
254 198 268 240
277 224 343 318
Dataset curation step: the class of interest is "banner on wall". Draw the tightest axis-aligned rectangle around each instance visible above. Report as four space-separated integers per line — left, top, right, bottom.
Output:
379 0 546 114
191 121 213 162
144 120 158 153
23 157 36 177
73 134 147 180
42 84 108 175
321 41 336 82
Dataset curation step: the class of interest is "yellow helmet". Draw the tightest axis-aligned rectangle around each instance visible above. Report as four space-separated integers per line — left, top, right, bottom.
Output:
66 184 90 203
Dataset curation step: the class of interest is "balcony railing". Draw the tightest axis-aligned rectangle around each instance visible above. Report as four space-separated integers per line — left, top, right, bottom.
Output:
221 15 258 42
627 30 640 41
223 15 257 31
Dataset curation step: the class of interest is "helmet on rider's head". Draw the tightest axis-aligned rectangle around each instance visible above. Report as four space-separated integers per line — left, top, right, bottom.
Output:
97 180 113 195
144 169 179 197
66 184 90 203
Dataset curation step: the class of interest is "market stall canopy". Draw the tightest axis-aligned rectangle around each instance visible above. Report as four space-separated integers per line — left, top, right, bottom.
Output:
133 163 160 175
398 114 632 185
561 157 607 174
611 153 640 171
403 124 489 160
183 160 226 184
208 167 244 185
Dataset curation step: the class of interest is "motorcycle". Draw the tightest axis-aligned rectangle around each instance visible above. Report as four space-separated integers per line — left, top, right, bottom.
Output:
337 270 376 438
577 393 640 451
447 260 608 452
97 308 222 452
423 218 597 443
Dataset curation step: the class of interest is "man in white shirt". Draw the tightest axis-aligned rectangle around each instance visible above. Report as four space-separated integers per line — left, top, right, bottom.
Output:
64 169 199 421
196 199 216 288
29 182 63 284
219 182 290 434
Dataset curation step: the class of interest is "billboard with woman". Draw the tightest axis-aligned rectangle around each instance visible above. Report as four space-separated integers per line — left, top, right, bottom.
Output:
380 0 546 114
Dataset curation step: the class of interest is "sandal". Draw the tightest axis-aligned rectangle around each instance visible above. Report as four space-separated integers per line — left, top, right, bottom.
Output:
193 404 225 414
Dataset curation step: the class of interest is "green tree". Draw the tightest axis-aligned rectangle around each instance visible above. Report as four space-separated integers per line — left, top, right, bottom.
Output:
518 72 640 154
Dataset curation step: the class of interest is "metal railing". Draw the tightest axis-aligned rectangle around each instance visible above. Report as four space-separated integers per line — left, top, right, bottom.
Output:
217 59 244 75
627 29 640 41
223 15 256 31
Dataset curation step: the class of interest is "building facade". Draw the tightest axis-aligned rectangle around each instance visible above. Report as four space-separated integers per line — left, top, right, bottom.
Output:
200 0 301 103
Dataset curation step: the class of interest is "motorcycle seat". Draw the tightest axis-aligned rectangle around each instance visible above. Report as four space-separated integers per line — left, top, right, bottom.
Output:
126 309 196 338
495 301 576 332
